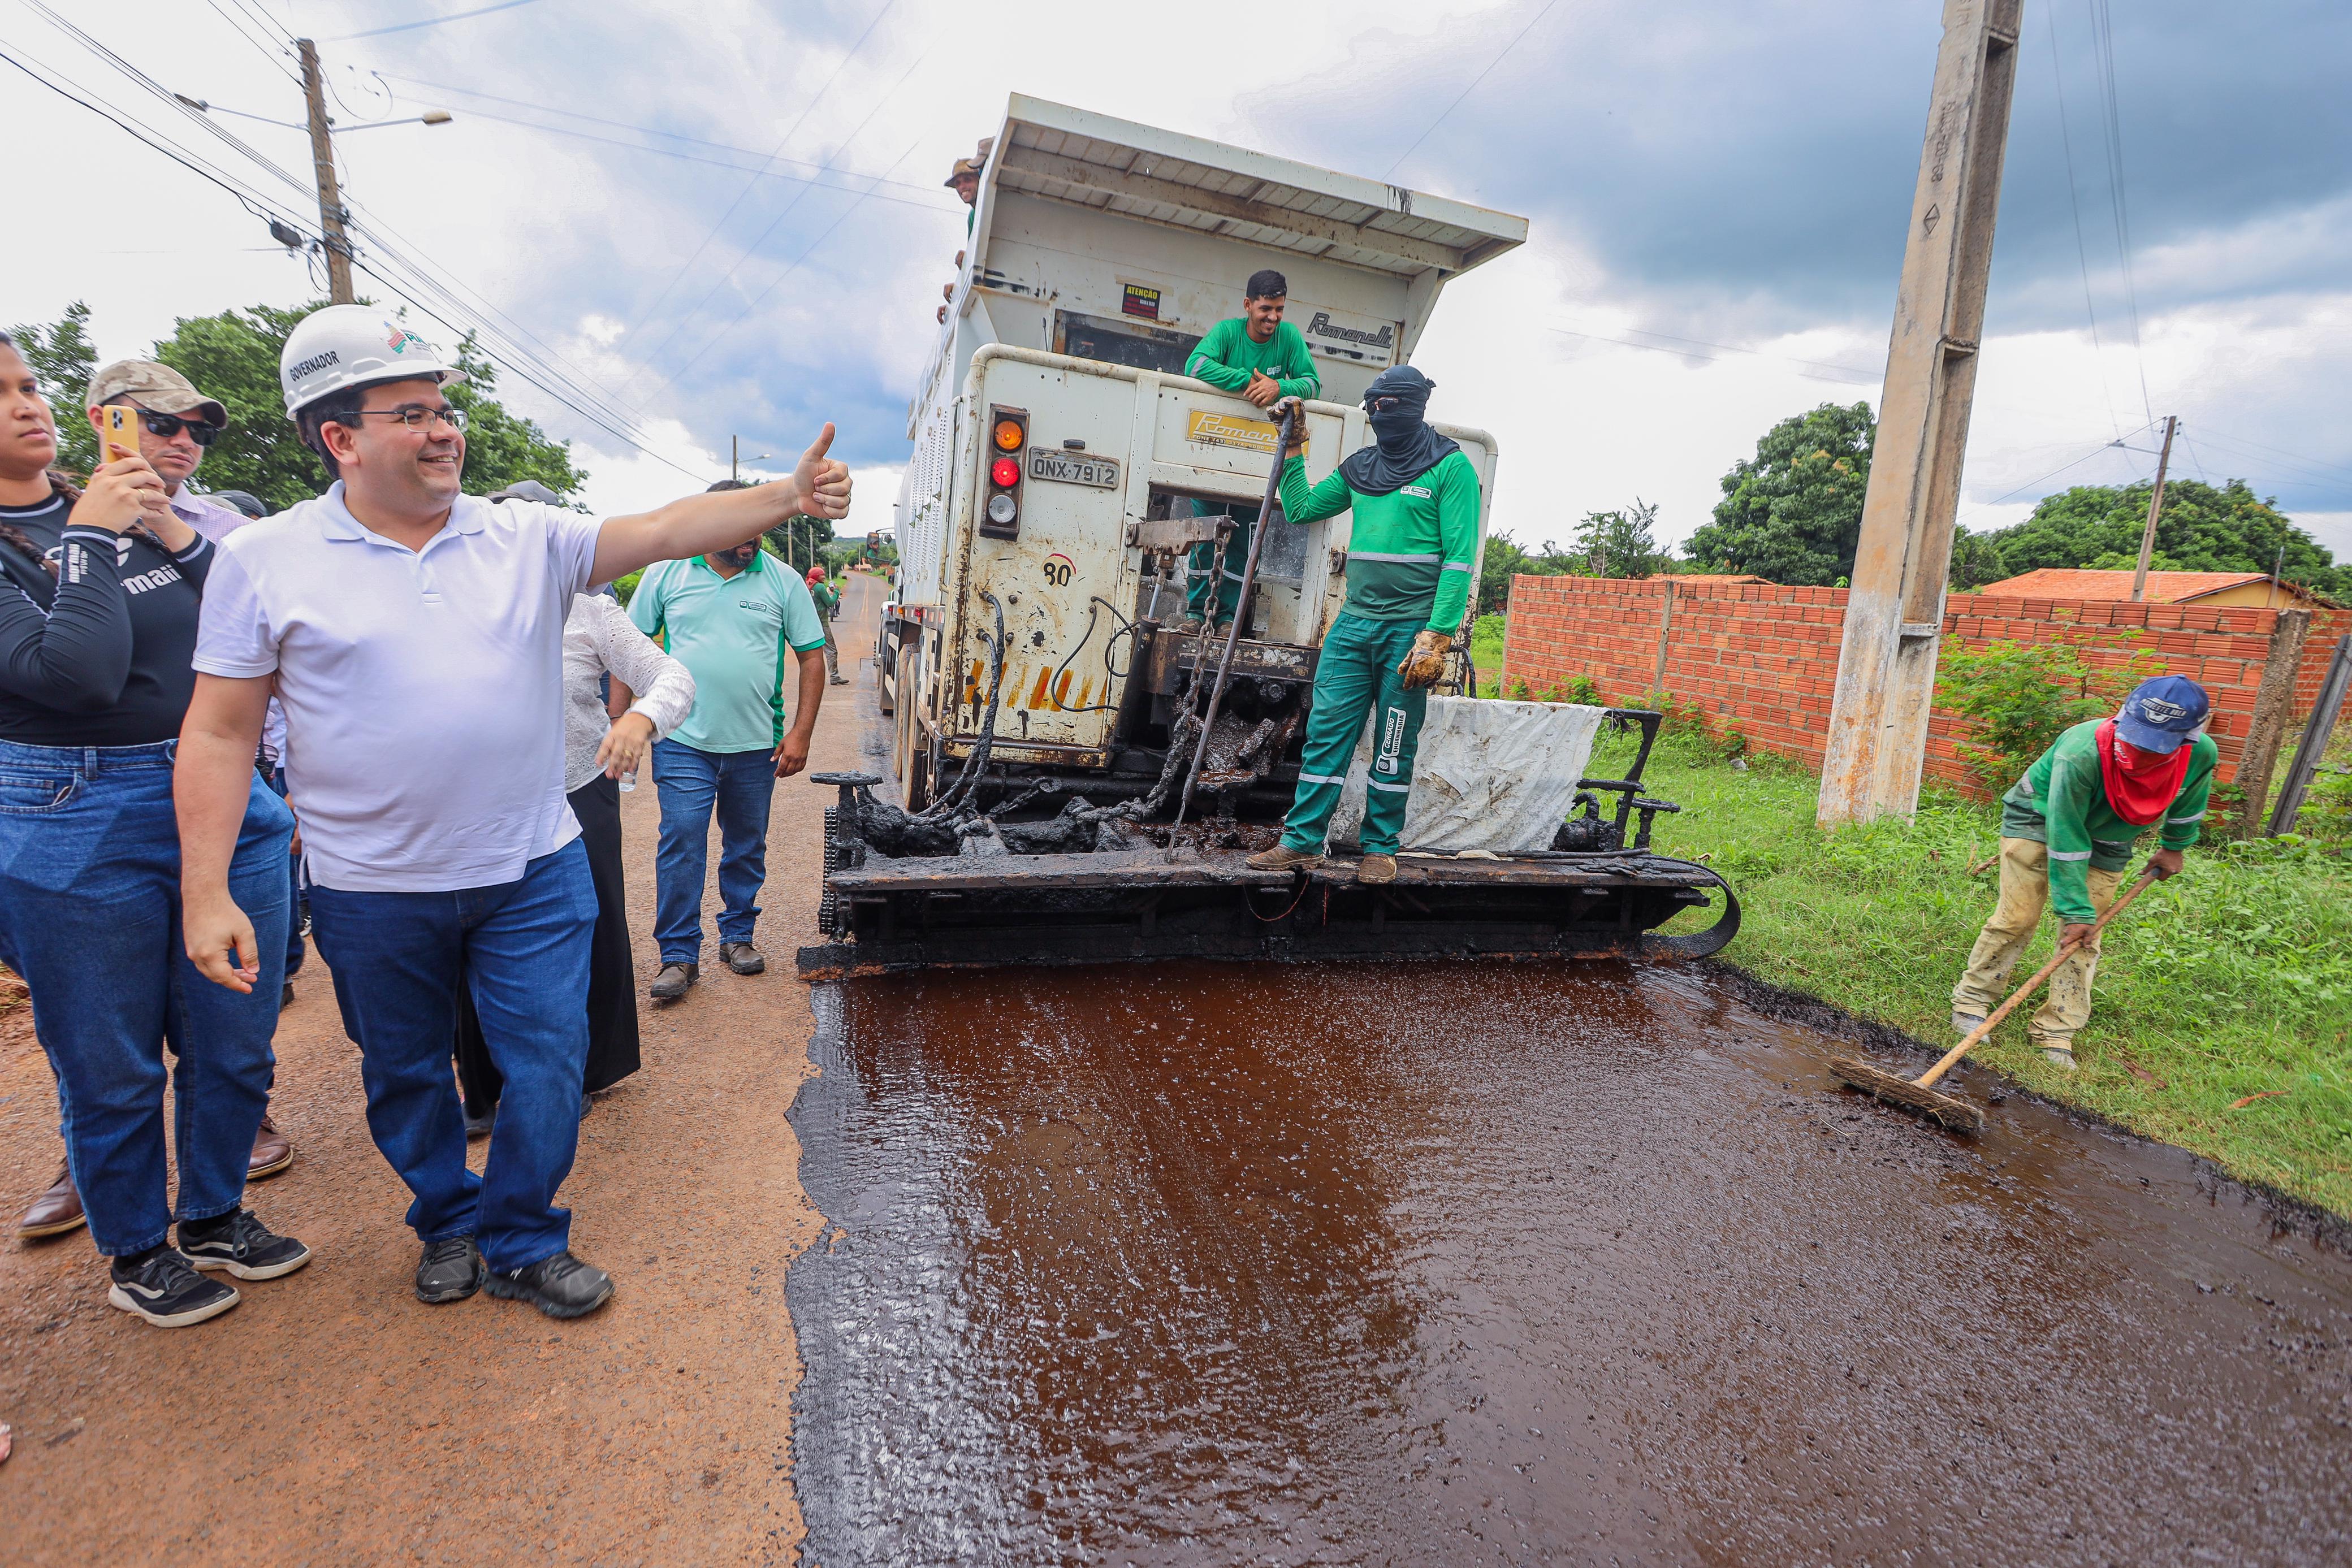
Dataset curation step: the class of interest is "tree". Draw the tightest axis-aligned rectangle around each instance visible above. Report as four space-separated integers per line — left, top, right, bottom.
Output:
768 513 836 577
152 300 586 513
1948 525 2007 591
1683 401 1877 585
8 301 99 477
1570 497 1671 579
1981 478 2342 599
1477 529 1552 614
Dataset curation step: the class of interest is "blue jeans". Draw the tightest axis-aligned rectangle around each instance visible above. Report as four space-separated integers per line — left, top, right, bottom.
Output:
309 840 595 1273
265 765 305 978
0 739 292 1256
651 738 776 965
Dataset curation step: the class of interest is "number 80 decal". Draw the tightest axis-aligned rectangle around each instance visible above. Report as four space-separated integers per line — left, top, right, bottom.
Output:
1041 553 1074 588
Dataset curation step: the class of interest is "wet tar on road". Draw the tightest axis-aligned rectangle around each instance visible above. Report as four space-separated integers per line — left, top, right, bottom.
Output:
786 959 2352 1565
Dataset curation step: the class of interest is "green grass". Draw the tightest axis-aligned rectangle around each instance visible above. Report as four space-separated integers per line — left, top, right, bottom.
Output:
1607 725 2352 1216
1470 613 1506 695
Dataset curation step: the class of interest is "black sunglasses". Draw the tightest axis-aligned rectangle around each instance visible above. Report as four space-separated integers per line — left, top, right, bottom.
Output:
137 409 223 446
1365 395 1405 414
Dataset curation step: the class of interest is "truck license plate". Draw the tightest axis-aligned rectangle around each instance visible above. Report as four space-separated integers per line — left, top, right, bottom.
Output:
1027 447 1121 489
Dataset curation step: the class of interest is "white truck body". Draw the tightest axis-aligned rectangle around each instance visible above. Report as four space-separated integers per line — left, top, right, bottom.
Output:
881 97 1526 802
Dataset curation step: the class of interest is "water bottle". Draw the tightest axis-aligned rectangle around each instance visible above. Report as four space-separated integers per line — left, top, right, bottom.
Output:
619 768 637 793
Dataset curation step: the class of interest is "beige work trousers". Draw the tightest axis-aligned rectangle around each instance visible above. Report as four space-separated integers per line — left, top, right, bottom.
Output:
1951 835 2125 1046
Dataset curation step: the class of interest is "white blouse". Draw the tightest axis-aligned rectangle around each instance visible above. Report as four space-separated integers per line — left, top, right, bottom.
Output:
563 592 695 792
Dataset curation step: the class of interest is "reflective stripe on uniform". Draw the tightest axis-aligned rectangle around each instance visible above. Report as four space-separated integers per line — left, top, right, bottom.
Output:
1347 551 1442 563
2167 810 2206 824
1367 777 1411 792
2049 849 2093 860
1441 561 1472 573
1296 772 1349 787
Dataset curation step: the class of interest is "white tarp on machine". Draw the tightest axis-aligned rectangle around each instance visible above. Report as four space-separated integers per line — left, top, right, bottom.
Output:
1329 697 1607 854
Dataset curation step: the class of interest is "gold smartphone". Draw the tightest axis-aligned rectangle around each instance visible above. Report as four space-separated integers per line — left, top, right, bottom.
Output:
98 404 142 464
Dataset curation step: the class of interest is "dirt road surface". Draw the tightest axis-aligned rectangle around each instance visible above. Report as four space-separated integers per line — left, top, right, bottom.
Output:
1 573 892 1563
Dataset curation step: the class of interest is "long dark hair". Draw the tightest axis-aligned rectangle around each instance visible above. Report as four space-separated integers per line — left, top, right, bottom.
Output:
0 325 159 575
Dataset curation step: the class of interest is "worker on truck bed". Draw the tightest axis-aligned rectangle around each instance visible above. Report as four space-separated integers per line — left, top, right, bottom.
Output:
1176 268 1322 631
1951 675 2215 1072
1246 365 1477 886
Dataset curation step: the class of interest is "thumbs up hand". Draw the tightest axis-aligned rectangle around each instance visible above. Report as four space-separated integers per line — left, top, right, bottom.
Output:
794 423 853 521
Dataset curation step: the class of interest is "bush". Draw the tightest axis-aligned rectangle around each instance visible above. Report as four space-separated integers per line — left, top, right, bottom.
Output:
1503 672 1605 707
1934 638 2161 794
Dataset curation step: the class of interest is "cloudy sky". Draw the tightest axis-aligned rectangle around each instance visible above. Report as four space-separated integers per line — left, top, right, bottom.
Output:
10 0 2349 562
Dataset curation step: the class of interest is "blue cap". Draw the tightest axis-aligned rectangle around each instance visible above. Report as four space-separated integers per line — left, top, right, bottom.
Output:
2116 674 2210 753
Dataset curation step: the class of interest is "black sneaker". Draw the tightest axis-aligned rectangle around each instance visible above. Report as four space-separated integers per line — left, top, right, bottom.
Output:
416 1236 486 1304
464 1104 496 1140
108 1247 240 1327
486 1250 614 1320
179 1209 312 1280
719 941 766 976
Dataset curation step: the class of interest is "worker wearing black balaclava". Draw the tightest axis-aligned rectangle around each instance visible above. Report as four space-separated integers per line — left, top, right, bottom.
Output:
1245 365 1482 885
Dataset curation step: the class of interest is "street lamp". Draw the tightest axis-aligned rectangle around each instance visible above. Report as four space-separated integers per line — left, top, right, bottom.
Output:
174 96 455 134
729 436 771 483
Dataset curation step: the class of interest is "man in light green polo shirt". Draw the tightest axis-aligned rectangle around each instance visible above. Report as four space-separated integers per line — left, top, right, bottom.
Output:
629 492 830 998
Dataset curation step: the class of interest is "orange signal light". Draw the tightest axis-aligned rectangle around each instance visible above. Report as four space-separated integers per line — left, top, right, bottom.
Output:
993 419 1023 451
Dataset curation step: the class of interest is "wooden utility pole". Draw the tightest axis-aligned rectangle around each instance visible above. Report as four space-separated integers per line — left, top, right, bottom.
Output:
297 39 355 304
1818 0 2023 826
2129 414 2178 602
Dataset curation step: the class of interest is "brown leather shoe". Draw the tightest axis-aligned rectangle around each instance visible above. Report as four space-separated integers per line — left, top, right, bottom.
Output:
1357 854 1398 885
248 1113 294 1181
18 1162 85 1239
1244 844 1322 872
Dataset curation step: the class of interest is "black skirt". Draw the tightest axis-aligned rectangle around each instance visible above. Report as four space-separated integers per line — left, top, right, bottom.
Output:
455 773 642 1108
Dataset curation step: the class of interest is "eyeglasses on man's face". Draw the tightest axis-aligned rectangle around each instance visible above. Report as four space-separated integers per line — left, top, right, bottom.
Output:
353 403 468 434
1365 395 1405 414
135 409 223 447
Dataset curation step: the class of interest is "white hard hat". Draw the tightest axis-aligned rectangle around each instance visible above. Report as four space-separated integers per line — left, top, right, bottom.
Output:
278 304 466 418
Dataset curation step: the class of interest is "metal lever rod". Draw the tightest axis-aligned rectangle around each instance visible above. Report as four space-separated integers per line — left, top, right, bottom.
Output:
1173 404 1299 831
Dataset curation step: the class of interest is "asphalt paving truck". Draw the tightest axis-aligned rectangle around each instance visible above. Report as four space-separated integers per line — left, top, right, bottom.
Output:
805 96 1736 976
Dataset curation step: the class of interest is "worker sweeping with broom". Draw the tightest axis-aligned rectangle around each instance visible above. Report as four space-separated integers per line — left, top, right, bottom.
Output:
1244 366 1479 886
1950 674 2216 1072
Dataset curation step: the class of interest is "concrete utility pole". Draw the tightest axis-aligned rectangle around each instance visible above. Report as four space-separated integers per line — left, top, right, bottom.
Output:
297 39 354 304
1818 0 2024 826
2129 414 2178 602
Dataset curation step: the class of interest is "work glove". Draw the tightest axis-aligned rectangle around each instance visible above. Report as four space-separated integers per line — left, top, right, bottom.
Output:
1398 628 1451 690
1269 396 1309 457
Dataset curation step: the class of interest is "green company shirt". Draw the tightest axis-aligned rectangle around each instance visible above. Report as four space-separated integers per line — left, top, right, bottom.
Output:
628 550 827 752
1278 448 1481 630
1185 318 1322 401
2000 718 2217 924
810 579 840 616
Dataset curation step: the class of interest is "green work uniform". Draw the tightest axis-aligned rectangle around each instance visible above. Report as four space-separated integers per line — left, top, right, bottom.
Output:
1273 448 1481 855
628 549 828 753
1180 319 1324 626
2000 719 2216 924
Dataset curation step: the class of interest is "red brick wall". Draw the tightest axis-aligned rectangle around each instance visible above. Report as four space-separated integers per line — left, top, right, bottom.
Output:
1499 576 2352 790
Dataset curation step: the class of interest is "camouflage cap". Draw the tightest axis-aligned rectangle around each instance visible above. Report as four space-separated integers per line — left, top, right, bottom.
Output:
85 360 228 428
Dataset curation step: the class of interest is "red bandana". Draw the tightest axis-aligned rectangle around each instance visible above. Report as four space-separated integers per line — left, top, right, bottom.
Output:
2096 719 2190 826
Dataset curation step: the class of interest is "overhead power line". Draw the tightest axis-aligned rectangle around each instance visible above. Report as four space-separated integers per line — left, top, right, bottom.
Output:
11 24 708 483
648 131 933 400
330 0 541 43
602 0 903 372
2042 3 2117 438
374 71 952 206
2084 0 2155 429
625 41 933 402
1383 0 1565 180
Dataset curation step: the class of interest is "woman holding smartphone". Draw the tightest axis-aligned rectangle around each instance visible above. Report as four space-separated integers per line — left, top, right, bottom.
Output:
0 331 304 1328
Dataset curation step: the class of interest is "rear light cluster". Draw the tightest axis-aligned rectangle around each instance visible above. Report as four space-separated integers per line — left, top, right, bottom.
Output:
980 405 1026 539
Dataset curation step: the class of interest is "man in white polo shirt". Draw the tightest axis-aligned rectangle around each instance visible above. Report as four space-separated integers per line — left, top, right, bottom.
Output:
173 306 851 1320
